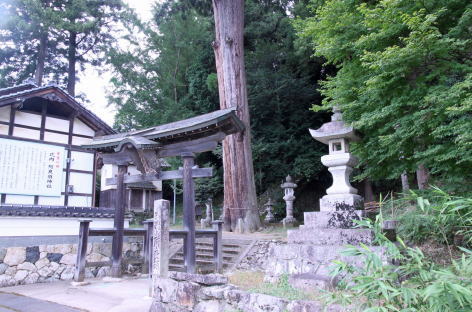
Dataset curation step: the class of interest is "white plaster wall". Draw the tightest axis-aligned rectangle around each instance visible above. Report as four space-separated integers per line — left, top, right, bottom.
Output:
0 217 128 236
45 116 69 132
68 196 93 207
0 106 10 122
44 131 69 144
101 164 117 191
15 111 41 127
12 127 40 140
72 136 93 146
73 118 95 136
4 194 35 205
70 151 94 171
69 172 94 194
38 195 65 206
0 124 8 135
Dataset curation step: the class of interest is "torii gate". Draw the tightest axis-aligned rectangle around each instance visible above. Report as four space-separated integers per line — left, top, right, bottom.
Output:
82 108 244 276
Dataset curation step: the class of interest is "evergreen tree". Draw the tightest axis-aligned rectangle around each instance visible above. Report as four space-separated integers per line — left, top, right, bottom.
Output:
296 0 472 190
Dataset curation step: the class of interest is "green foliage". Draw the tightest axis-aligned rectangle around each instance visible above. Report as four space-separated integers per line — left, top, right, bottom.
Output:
296 0 472 187
328 215 472 311
381 187 472 247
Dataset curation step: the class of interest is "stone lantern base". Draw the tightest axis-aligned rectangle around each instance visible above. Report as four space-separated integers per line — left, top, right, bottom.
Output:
320 194 364 212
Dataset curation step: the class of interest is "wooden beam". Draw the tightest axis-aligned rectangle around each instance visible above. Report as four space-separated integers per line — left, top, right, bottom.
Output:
158 141 218 158
110 165 127 278
182 153 196 274
105 168 213 186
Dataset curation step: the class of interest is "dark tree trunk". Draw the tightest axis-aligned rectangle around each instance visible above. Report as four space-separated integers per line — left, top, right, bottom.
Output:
67 31 77 97
363 179 374 202
416 164 429 190
212 0 261 232
35 32 47 86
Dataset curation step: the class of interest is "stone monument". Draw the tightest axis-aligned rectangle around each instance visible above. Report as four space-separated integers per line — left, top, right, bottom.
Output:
281 175 297 225
309 107 363 211
200 198 213 228
264 107 381 290
263 198 275 223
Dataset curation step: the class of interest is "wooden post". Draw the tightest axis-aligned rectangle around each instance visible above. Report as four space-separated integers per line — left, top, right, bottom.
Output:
212 220 224 273
75 219 91 282
111 165 127 278
143 219 153 275
182 152 196 273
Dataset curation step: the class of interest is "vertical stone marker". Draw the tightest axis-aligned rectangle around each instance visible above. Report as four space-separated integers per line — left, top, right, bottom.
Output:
152 199 170 297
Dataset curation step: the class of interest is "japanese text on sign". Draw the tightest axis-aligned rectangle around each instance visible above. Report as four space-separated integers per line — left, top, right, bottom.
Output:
0 138 65 196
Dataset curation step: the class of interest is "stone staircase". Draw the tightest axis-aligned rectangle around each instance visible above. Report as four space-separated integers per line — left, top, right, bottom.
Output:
265 209 383 289
169 238 253 273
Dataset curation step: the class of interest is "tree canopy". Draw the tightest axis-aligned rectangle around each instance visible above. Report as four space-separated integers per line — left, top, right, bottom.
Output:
296 0 472 190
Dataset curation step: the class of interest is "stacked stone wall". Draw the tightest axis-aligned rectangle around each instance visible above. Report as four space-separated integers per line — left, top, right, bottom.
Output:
0 241 143 287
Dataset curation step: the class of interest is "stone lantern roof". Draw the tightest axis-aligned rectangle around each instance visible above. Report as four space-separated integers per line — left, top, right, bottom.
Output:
308 107 360 145
281 175 297 189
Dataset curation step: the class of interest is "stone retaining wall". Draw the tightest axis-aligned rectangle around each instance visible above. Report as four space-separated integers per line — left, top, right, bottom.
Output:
0 241 143 287
150 272 343 312
237 240 285 272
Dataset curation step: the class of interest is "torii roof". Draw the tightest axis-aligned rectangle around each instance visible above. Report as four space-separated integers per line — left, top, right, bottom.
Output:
0 83 115 135
82 107 245 152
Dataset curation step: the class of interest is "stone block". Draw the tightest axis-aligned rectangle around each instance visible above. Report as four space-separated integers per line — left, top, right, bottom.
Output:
0 248 6 262
60 267 75 280
46 253 63 263
193 300 224 312
25 246 40 263
176 281 200 308
5 266 16 276
224 289 250 308
87 252 106 263
248 293 288 312
18 262 36 272
0 263 8 274
289 273 338 292
60 253 77 265
0 274 15 287
4 247 26 266
169 272 228 286
92 243 112 257
287 228 374 245
14 270 29 282
199 285 234 300
153 277 179 303
320 194 363 212
35 257 50 270
24 272 39 285
302 210 365 229
96 266 110 278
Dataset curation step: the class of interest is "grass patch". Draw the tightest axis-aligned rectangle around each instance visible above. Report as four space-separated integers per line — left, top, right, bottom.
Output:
228 271 320 301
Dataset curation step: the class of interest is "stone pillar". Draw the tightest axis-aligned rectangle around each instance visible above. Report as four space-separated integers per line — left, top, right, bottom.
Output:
281 175 297 225
182 152 196 274
152 199 170 297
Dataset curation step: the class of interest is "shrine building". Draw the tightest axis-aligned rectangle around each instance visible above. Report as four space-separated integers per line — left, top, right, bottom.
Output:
0 83 121 239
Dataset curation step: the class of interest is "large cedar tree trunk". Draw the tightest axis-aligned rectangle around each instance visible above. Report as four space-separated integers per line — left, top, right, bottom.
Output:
212 0 261 232
401 171 410 192
35 32 47 86
67 31 77 97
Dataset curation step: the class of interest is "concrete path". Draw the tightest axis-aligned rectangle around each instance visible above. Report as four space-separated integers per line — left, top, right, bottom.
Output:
0 292 82 312
0 277 152 312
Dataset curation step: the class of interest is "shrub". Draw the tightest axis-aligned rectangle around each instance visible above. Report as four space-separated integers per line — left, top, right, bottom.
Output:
326 215 472 312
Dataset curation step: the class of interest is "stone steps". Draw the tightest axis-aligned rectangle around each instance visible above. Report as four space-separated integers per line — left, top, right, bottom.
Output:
287 228 374 245
168 239 252 273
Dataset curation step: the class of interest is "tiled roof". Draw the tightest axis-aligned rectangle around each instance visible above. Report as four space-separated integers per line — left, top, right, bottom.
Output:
0 204 116 218
0 83 115 135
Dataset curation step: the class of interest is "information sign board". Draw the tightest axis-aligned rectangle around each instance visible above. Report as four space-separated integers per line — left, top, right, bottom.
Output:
0 138 65 196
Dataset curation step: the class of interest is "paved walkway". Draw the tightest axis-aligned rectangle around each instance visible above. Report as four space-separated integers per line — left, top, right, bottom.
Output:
0 277 152 312
0 292 82 312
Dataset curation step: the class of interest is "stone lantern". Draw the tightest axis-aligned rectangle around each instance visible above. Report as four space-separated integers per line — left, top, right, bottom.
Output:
309 107 363 211
281 175 297 225
264 198 275 223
